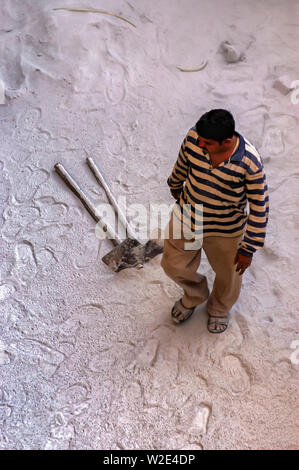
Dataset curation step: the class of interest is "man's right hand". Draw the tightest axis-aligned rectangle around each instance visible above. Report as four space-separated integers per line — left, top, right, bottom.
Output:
170 188 182 200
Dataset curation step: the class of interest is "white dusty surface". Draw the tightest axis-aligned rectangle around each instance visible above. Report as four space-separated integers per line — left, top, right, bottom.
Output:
0 0 299 450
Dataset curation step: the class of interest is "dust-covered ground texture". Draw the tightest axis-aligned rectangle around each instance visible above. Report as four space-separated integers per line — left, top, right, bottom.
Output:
0 0 299 450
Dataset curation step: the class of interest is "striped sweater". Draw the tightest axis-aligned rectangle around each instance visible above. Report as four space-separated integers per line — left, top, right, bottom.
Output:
167 127 269 257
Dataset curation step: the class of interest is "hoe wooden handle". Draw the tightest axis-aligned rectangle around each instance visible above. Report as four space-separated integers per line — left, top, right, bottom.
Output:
54 162 120 246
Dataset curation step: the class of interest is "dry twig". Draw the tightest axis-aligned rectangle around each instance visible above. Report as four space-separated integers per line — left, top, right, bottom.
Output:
53 7 137 28
176 60 208 72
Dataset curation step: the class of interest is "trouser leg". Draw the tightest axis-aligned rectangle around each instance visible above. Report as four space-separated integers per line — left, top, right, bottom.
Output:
202 234 244 317
161 213 209 308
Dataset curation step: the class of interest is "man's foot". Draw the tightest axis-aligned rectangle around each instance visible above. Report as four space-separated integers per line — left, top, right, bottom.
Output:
207 315 229 334
171 299 195 324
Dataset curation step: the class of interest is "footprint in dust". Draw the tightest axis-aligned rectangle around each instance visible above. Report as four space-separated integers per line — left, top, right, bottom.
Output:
261 125 284 156
104 62 126 105
136 338 159 367
73 229 101 268
17 107 41 132
13 241 37 283
54 383 91 418
1 205 40 242
0 161 11 204
0 283 15 302
55 383 91 408
102 120 128 156
191 404 211 435
0 404 13 424
235 313 251 340
176 400 211 436
14 167 49 203
35 248 58 276
220 355 251 395
13 108 40 145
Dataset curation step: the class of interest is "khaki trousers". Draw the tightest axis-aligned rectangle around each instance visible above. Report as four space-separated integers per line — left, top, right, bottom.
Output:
161 211 245 317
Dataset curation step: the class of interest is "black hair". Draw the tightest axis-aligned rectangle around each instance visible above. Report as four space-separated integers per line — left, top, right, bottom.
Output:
195 109 235 143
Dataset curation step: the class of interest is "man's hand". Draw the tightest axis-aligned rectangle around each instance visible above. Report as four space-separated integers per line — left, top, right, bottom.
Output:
170 188 182 200
233 252 252 275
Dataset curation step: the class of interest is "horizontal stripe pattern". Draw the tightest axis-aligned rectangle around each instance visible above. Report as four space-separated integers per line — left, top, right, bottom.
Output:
167 127 269 257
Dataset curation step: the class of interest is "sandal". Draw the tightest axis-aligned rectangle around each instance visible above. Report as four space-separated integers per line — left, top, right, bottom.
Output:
171 299 195 324
207 315 229 334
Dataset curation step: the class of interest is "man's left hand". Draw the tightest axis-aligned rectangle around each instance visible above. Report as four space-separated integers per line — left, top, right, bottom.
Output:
233 252 252 275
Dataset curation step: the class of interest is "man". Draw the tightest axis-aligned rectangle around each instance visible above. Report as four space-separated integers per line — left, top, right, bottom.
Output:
161 109 269 333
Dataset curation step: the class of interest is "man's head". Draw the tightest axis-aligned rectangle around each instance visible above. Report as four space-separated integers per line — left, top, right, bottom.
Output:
195 109 235 152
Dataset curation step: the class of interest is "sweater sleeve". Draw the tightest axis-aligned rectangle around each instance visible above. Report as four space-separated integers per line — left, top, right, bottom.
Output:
238 163 269 257
167 136 190 189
